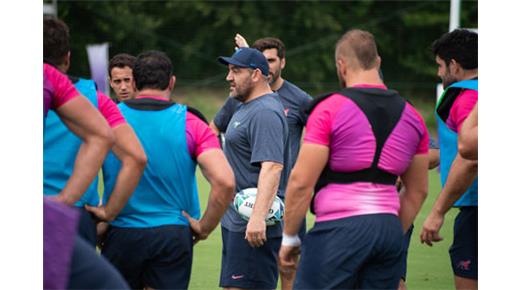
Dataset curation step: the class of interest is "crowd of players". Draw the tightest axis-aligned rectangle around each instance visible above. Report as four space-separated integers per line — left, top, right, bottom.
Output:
43 15 478 290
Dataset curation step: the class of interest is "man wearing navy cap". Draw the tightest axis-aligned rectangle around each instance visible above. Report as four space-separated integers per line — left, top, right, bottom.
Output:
217 47 290 290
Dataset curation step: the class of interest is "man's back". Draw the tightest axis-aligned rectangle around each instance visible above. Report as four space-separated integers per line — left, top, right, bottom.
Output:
103 99 199 228
305 85 429 221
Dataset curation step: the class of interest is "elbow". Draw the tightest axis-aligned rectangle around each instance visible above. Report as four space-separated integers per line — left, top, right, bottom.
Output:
215 171 236 202
133 150 148 172
95 126 115 150
458 143 477 161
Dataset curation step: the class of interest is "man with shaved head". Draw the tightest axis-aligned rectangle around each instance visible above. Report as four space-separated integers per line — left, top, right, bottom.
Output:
279 29 430 289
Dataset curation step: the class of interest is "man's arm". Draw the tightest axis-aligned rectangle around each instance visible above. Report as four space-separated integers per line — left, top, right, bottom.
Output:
420 153 478 246
183 149 235 243
86 124 147 221
208 121 220 137
279 144 329 272
55 96 114 205
245 161 284 248
458 103 478 160
398 154 429 232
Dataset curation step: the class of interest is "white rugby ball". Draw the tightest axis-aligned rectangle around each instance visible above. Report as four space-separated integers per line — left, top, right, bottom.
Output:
233 187 284 226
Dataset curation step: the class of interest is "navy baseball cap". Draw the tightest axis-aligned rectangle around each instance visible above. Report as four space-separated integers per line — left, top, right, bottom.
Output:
218 47 269 76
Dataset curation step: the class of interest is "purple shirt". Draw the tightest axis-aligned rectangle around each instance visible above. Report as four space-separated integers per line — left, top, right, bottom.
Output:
43 64 79 118
43 197 80 289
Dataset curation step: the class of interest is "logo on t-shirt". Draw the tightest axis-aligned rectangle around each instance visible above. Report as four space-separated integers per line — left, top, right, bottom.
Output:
233 121 241 128
284 108 289 116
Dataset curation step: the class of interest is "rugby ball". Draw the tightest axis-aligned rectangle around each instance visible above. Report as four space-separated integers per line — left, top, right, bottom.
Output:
233 187 284 226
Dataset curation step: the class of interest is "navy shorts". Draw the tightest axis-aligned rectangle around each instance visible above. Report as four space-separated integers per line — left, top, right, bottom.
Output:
77 207 97 247
449 206 478 279
102 224 193 290
219 227 281 289
294 214 403 290
401 224 414 281
67 236 129 289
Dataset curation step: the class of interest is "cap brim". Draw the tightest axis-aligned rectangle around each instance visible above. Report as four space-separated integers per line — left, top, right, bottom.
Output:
217 56 248 68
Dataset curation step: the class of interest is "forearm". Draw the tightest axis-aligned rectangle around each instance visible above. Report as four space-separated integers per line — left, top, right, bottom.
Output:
432 154 478 215
58 137 112 205
399 187 427 232
252 164 283 221
283 175 313 236
104 125 147 220
199 183 234 233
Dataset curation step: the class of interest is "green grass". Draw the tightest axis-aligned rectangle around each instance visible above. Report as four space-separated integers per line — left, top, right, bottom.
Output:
190 169 457 290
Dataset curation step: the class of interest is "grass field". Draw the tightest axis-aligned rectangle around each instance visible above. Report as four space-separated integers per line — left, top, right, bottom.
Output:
189 169 457 290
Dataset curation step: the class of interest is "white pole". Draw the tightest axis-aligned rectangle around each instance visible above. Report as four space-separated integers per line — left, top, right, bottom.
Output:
449 0 461 31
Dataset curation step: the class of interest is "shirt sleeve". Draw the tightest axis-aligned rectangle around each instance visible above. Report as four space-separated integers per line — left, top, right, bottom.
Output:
97 91 126 128
44 64 80 109
448 89 478 132
186 112 221 159
213 97 240 133
249 109 286 165
303 94 346 146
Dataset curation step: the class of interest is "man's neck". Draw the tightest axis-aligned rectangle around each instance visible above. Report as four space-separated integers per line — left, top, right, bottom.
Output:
243 83 273 103
270 77 284 92
344 69 384 88
138 89 170 99
460 69 478 81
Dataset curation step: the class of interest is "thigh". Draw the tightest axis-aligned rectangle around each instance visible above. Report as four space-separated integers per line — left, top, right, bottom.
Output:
220 227 280 290
101 227 147 289
400 224 414 281
143 226 194 290
68 236 129 290
449 207 478 279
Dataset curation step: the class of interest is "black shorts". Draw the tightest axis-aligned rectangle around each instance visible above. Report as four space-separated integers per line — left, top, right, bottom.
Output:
102 224 193 290
294 214 403 290
77 207 97 247
449 206 478 279
219 227 281 289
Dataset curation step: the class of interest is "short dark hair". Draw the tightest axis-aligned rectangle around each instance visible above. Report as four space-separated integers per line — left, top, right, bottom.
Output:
432 29 478 70
336 29 379 70
252 37 286 59
43 15 69 67
133 50 173 91
109 53 137 78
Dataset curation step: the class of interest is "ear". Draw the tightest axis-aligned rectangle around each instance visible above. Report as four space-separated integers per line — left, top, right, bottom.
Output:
280 57 286 70
449 59 462 75
131 78 137 92
62 51 71 72
168 75 176 91
336 58 347 77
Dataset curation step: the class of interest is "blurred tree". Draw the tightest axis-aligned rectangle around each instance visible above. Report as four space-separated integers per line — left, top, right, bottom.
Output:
56 0 477 97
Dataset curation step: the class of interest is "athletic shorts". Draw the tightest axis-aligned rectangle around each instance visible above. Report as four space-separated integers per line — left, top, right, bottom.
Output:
449 206 478 279
401 224 414 281
219 227 281 289
77 207 97 247
102 224 193 290
67 236 129 289
294 214 403 290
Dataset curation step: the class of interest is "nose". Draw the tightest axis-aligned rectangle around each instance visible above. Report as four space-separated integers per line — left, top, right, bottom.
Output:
226 71 233 81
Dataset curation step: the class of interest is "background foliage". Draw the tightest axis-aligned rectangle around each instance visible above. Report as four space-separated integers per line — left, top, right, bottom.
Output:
52 0 477 96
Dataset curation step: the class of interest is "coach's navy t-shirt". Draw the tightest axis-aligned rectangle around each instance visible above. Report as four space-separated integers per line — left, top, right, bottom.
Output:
221 93 289 237
214 80 311 169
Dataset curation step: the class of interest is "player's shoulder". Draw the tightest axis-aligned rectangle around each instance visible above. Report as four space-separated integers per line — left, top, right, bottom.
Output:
186 106 209 124
282 80 312 101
